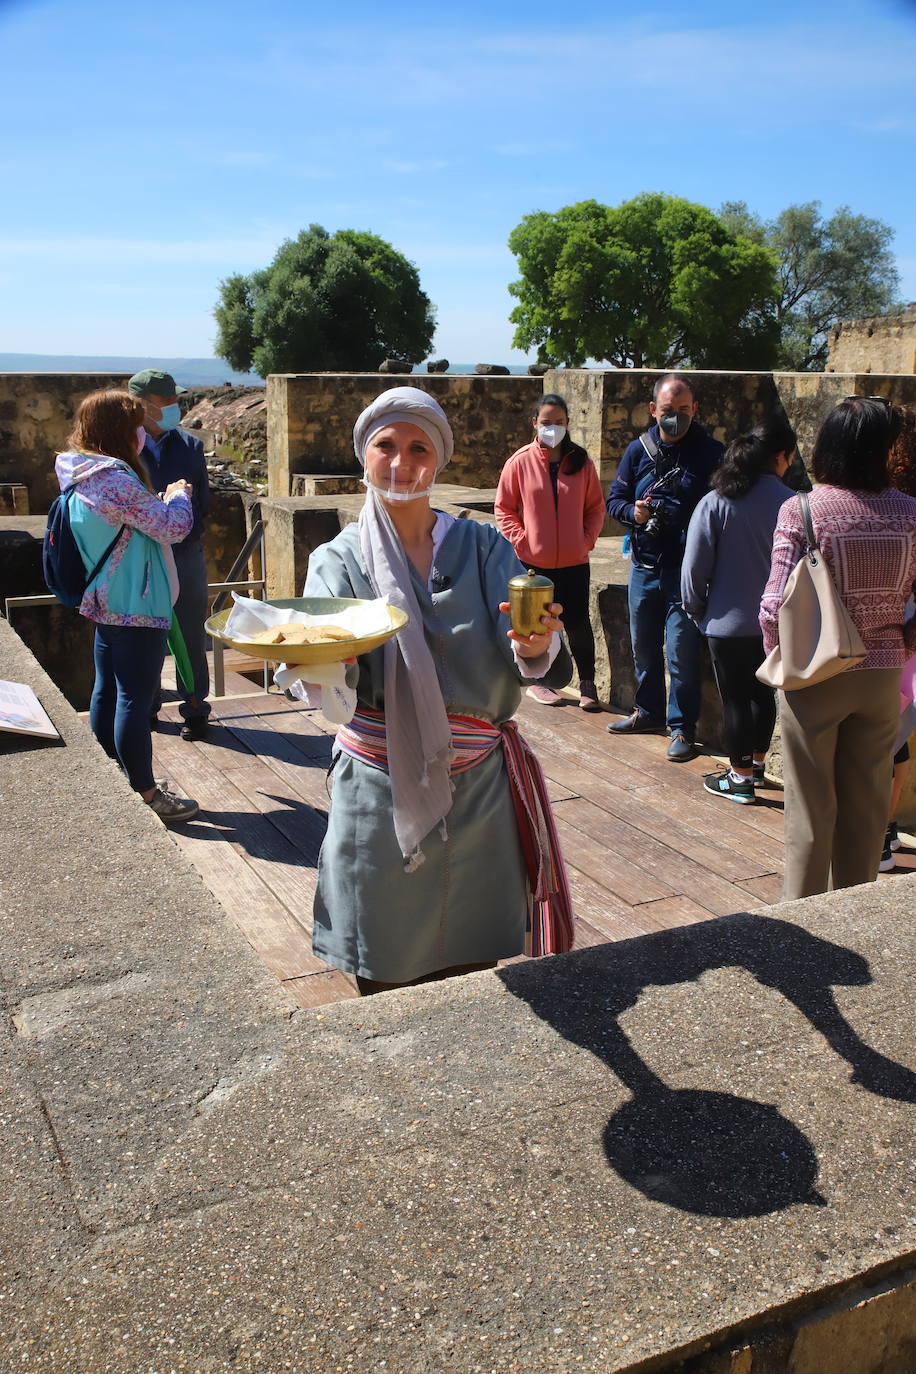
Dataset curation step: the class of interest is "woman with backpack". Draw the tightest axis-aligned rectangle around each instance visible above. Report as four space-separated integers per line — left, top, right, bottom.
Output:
54 389 200 822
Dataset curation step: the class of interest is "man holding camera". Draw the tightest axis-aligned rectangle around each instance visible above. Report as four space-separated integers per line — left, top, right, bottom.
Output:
606 373 723 760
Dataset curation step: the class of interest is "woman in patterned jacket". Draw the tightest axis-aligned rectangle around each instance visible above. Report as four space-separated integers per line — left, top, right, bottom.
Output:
760 397 916 899
54 389 199 822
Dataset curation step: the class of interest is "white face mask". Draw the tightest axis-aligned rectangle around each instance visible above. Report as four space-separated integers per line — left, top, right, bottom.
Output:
136 426 147 455
362 473 435 503
537 424 566 449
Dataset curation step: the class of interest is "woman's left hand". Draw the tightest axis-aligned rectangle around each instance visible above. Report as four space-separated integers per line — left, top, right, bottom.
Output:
498 601 564 658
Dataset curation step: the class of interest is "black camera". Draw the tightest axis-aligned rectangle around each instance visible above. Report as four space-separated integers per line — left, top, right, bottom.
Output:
641 463 683 541
643 505 669 540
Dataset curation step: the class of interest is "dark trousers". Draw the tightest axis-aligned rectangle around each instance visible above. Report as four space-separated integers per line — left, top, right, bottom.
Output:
707 635 777 770
90 624 168 792
531 562 595 683
157 541 211 721
628 562 702 731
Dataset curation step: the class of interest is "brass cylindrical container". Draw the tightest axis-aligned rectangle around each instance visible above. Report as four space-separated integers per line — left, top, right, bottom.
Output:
508 569 554 637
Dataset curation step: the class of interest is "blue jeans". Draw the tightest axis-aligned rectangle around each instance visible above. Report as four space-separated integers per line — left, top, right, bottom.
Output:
628 562 702 732
90 624 168 792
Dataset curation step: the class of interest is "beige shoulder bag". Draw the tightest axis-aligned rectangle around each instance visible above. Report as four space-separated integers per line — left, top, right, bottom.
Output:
756 492 866 691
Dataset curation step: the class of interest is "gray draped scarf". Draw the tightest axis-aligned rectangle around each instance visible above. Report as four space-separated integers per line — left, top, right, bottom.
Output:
353 388 456 869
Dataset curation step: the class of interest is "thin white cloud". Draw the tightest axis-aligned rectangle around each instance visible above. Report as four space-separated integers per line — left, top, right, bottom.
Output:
204 150 279 169
397 239 515 270
222 15 916 116
853 117 916 135
492 140 572 157
0 236 285 265
381 159 452 174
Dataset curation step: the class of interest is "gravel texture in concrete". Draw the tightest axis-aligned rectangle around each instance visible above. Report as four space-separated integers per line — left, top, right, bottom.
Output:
2 616 915 1372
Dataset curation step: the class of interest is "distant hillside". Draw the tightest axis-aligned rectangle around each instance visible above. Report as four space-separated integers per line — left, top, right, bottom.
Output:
0 354 263 388
0 354 531 382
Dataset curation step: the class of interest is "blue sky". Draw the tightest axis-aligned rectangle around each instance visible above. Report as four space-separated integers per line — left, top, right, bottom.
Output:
1 0 915 365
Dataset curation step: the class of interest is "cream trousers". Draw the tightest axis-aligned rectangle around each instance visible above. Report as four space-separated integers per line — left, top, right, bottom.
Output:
779 667 899 901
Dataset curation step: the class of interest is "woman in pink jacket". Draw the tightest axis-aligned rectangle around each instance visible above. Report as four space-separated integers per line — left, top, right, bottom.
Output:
496 393 605 709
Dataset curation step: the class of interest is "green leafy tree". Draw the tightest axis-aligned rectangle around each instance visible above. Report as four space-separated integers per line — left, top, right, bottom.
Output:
214 225 436 375
719 201 901 370
508 193 780 370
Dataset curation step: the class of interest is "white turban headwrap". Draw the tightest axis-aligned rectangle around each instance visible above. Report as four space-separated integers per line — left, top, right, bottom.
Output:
353 386 454 472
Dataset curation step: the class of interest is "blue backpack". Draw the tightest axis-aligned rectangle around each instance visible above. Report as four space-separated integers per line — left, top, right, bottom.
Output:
43 487 125 608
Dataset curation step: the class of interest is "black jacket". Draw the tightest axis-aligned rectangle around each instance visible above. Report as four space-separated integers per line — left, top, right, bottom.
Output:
140 427 209 544
606 421 723 567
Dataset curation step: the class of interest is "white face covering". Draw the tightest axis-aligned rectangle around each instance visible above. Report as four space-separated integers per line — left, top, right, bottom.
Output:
136 426 147 455
362 468 435 503
537 424 566 449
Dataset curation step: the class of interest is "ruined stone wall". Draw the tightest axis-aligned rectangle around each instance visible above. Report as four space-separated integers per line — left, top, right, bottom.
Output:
826 304 916 375
774 371 916 460
266 368 916 543
545 368 916 481
0 373 130 514
267 372 543 497
544 369 782 488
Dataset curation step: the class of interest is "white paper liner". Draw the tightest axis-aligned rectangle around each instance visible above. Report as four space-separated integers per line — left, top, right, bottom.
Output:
224 592 394 643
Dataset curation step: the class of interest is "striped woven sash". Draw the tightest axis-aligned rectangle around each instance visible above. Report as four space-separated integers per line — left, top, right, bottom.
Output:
336 708 574 957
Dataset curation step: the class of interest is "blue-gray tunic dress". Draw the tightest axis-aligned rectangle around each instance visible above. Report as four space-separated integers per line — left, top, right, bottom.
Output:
304 516 570 983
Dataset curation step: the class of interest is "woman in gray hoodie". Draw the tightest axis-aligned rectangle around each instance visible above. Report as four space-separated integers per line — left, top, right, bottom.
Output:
681 420 796 803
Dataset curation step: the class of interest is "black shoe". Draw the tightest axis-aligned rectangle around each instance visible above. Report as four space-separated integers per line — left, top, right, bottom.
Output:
752 761 766 786
180 718 209 742
703 769 755 804
887 821 902 852
879 828 896 872
667 730 696 761
607 710 665 735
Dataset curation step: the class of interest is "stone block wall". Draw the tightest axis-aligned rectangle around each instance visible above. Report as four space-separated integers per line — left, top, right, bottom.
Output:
774 371 916 461
543 369 782 485
827 304 916 375
0 373 131 514
266 372 543 497
261 497 361 601
201 487 248 585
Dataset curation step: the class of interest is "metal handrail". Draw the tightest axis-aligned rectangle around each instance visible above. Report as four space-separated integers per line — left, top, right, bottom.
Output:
212 519 267 614
4 519 271 700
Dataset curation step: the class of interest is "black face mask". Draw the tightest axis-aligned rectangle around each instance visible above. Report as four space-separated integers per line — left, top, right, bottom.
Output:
658 411 692 440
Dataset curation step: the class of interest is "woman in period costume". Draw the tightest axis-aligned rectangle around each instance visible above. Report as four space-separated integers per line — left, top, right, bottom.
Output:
296 387 574 993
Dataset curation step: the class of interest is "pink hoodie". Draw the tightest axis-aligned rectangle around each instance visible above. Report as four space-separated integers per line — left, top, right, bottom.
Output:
495 441 605 569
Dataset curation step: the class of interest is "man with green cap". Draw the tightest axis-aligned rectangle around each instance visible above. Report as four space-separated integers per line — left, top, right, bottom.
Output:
128 369 211 740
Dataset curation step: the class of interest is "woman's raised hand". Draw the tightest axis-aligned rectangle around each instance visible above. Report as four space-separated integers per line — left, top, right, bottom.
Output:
498 601 564 658
164 478 192 500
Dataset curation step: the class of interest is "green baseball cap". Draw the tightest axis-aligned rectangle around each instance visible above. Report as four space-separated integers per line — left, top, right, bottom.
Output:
127 368 187 397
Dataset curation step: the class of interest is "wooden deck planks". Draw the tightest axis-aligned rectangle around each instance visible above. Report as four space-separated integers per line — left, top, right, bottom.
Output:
150 663 791 1011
